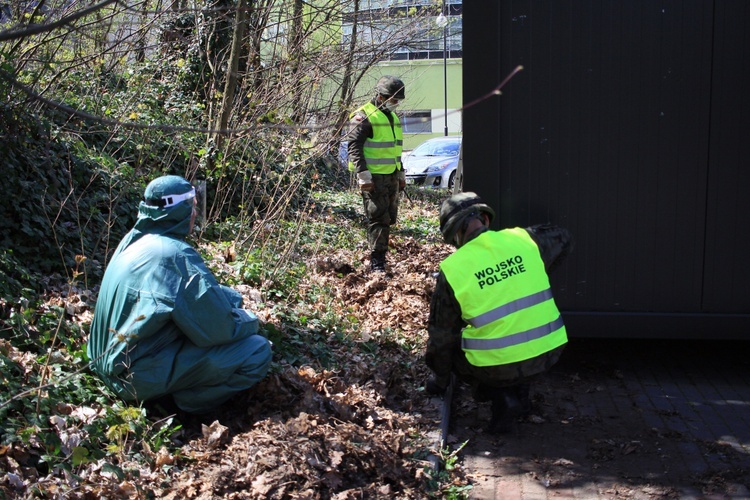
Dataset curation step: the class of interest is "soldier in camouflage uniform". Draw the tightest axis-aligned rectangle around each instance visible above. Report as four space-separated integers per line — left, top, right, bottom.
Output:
425 192 574 433
347 76 406 273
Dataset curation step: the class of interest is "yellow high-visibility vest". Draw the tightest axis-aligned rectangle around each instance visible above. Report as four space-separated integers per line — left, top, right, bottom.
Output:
348 102 403 174
440 228 568 367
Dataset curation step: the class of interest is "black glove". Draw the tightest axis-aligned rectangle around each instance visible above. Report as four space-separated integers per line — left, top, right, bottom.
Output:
425 375 451 396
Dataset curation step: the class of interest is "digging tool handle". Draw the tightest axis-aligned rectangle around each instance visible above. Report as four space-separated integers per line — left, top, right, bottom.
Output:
440 374 456 444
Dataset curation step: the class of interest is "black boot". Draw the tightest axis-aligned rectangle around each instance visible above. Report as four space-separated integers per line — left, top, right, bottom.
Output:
488 395 514 434
488 385 528 434
515 382 532 416
370 251 386 272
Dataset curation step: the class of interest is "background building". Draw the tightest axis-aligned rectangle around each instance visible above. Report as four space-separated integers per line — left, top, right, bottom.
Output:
342 0 463 150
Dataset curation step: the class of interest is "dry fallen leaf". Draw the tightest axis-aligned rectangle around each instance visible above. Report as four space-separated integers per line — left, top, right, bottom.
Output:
202 420 229 449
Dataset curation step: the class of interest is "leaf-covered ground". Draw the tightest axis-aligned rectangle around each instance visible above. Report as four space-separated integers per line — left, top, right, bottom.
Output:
5 190 748 499
0 193 468 498
148 237 459 499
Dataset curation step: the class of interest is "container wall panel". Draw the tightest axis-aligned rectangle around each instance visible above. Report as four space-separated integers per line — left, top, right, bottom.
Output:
464 1 747 337
702 0 750 313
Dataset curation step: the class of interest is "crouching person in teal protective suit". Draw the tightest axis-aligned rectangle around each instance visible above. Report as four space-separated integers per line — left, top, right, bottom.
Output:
87 175 272 414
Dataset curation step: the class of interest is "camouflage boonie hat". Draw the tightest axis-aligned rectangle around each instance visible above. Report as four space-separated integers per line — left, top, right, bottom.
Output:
439 192 495 245
375 76 405 100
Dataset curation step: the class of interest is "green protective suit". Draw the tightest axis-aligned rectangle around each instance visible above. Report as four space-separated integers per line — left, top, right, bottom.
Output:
87 176 272 413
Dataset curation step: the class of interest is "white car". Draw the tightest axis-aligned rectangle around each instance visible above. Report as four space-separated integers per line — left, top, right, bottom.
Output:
403 136 462 189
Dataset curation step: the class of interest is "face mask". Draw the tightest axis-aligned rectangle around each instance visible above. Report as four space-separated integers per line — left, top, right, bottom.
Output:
384 101 400 112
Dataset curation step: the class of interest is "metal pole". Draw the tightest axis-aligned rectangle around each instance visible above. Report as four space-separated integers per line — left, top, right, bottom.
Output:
442 0 448 136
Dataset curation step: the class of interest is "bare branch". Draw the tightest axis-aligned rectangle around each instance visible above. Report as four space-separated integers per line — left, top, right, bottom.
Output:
0 0 122 42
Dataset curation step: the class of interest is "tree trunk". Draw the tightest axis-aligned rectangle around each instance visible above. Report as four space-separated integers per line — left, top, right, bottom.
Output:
335 0 359 138
212 0 249 147
288 0 304 123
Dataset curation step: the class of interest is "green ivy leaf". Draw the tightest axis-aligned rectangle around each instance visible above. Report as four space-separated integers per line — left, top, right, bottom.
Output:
71 446 90 466
102 462 126 480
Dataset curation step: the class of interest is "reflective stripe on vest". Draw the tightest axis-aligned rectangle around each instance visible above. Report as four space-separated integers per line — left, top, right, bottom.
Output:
349 102 403 174
462 315 565 350
440 228 567 367
467 288 554 328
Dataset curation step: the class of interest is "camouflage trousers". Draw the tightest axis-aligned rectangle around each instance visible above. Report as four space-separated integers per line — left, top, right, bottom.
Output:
454 344 567 397
361 171 400 253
